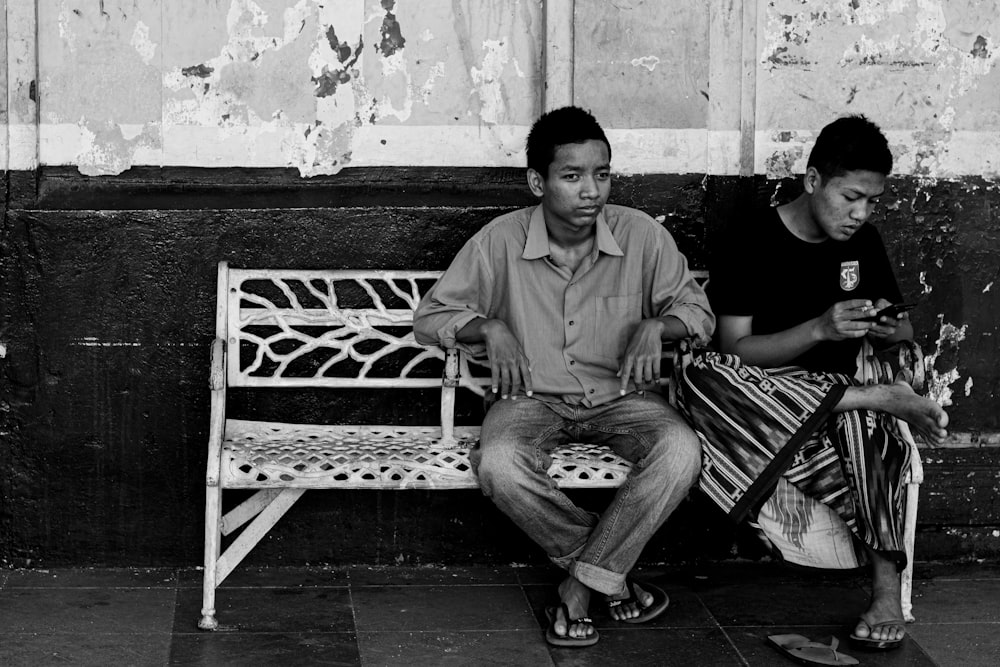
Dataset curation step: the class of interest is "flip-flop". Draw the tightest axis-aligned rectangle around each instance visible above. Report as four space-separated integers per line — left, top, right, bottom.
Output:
544 603 599 648
767 634 859 666
849 618 905 650
607 577 670 624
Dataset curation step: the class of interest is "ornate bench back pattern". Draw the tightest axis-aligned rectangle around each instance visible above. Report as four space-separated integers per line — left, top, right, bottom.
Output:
224 268 488 394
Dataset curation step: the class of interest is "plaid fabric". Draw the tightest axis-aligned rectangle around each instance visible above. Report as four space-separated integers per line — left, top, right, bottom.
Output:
679 352 910 568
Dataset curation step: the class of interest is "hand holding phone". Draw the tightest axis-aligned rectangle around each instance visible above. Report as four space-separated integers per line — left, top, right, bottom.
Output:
858 302 916 322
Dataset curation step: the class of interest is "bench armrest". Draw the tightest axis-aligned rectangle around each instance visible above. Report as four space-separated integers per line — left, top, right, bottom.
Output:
206 338 227 485
210 338 226 391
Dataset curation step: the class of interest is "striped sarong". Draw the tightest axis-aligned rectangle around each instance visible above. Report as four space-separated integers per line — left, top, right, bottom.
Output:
679 351 910 569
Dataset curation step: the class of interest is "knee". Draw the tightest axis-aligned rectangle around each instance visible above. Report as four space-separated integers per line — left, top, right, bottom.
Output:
648 422 702 486
474 437 534 499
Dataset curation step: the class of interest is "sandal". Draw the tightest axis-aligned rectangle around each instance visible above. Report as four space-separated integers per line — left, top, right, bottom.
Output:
544 603 599 647
849 618 905 650
768 634 859 666
606 577 670 624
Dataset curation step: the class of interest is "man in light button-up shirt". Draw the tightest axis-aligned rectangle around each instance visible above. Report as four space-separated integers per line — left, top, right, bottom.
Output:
414 106 714 647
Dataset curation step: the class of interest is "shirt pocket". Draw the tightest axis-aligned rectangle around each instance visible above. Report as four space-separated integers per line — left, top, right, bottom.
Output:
590 294 641 363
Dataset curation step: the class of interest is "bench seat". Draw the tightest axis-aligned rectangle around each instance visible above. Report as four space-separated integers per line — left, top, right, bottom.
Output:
223 419 633 490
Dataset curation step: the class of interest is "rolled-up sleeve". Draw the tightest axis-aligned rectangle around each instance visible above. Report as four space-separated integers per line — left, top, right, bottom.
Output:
413 237 492 356
649 228 716 347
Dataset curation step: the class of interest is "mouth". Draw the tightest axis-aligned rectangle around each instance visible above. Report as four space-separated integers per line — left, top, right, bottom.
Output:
578 205 601 215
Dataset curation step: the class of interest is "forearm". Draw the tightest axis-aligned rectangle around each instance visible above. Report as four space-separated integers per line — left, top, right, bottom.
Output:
726 318 821 367
456 317 502 344
649 315 695 342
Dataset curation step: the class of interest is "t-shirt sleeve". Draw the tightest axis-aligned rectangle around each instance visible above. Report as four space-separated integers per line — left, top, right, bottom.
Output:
707 213 765 316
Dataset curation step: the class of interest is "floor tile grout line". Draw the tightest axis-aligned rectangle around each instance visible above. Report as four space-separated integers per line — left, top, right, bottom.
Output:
347 576 365 667
167 567 180 659
691 590 751 667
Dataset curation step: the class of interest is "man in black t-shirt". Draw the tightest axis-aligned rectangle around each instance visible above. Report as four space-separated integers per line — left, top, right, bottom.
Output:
680 115 949 652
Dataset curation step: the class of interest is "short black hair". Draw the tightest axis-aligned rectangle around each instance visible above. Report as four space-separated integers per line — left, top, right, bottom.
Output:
807 114 893 178
526 106 611 177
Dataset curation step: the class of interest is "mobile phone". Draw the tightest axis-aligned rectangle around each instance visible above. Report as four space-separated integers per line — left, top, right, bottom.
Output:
858 302 916 322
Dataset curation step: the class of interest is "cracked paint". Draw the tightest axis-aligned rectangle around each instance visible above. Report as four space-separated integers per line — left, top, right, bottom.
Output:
130 20 157 65
919 271 934 295
760 0 1000 179
470 39 520 125
34 1 544 173
630 56 661 72
377 0 406 57
924 319 968 406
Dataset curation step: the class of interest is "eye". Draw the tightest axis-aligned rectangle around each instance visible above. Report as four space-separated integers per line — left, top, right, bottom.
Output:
596 171 611 180
563 173 579 181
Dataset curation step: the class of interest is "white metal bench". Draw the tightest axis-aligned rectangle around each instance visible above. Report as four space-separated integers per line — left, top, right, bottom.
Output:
199 261 925 630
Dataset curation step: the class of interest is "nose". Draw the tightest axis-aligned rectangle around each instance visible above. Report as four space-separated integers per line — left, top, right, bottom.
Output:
580 175 600 199
851 201 872 222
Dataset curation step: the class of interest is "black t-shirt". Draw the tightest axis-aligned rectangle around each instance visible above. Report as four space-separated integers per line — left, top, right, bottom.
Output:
710 207 903 374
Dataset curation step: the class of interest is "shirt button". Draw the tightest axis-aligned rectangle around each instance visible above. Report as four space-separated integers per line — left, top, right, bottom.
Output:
588 388 595 394
568 320 575 326
569 360 576 365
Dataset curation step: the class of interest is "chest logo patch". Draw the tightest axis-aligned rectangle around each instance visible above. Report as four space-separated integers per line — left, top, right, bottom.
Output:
840 261 860 291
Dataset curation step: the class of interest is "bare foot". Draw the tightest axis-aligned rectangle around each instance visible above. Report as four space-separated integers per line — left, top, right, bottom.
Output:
855 550 906 643
553 577 594 640
856 595 906 642
606 581 654 621
843 381 949 445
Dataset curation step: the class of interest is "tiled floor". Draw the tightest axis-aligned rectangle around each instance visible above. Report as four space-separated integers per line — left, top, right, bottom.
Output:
2 560 999 666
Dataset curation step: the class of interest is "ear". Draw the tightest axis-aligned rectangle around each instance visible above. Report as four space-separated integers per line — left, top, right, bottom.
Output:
803 166 821 194
526 168 546 198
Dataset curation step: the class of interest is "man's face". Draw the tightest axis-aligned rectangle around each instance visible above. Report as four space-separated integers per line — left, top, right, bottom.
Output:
806 168 886 241
527 139 611 234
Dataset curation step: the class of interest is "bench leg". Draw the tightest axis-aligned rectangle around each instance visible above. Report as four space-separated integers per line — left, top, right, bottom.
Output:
199 483 222 630
901 480 920 623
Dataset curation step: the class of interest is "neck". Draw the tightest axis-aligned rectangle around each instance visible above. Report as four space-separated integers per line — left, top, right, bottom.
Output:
778 195 825 243
544 218 596 250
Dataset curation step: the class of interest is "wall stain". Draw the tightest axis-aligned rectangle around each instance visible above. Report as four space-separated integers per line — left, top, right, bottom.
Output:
972 35 989 59
313 27 363 98
925 320 968 408
378 0 406 57
181 64 214 78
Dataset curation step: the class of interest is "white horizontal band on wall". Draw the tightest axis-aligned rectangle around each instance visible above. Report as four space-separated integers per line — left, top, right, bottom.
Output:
26 122 1000 178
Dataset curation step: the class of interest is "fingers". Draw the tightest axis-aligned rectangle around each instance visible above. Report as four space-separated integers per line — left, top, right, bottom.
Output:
618 353 659 395
491 356 532 399
519 358 534 397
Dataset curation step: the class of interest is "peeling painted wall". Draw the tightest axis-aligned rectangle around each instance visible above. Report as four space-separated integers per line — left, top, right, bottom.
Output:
758 0 1000 177
575 2 709 129
36 0 543 176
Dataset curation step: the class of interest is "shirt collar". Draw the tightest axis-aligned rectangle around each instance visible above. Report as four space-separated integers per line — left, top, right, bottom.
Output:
521 205 624 260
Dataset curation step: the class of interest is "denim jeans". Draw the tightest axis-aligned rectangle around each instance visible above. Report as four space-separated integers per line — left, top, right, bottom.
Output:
471 392 701 596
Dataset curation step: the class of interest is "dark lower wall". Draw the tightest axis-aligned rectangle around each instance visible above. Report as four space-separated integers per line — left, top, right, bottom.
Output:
1 167 998 567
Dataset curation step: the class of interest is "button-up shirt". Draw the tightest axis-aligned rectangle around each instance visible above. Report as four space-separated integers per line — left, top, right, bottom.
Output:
413 204 715 407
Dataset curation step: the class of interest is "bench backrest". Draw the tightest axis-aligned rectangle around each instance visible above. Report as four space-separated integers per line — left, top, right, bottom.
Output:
218 263 474 390
217 261 709 392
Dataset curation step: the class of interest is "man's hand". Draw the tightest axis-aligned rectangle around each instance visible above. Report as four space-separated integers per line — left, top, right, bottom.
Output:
813 299 876 341
618 319 667 395
480 319 533 399
865 297 908 340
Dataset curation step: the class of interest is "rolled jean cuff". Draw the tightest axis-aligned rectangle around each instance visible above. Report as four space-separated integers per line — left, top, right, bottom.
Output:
548 540 586 572
570 560 626 597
